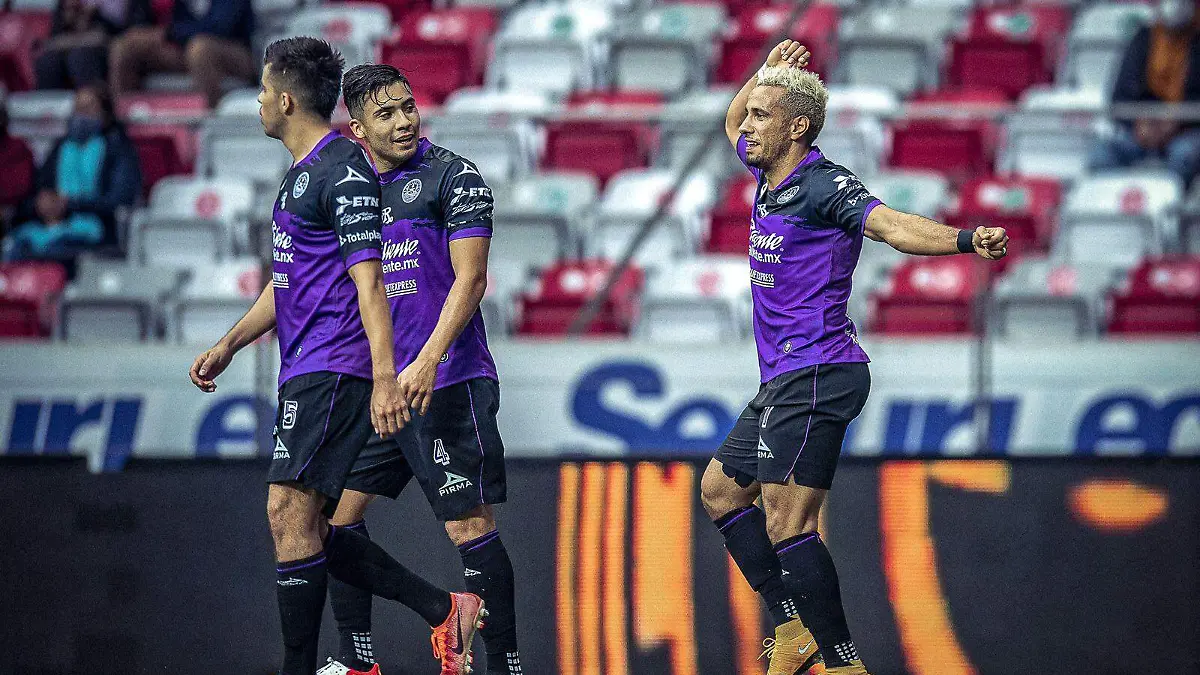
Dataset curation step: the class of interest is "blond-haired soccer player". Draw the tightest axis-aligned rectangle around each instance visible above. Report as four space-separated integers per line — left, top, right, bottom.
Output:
700 41 1008 675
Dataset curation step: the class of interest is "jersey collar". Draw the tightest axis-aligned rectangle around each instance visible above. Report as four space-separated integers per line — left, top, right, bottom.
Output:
772 145 824 190
293 130 341 168
378 137 432 185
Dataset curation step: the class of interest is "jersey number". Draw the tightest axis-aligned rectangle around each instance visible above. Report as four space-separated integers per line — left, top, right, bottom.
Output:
433 439 450 466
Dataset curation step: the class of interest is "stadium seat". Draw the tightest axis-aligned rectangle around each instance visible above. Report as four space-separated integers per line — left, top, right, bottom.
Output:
635 255 750 343
609 3 726 96
479 257 530 337
1181 188 1200 254
991 257 1120 340
836 5 963 97
5 89 74 165
1056 171 1183 267
488 3 613 96
284 4 392 68
1108 256 1200 335
117 92 209 125
870 256 989 334
543 108 657 186
658 86 742 177
864 170 950 220
586 169 715 268
886 118 997 183
517 259 643 336
214 88 264 118
360 0 432 21
947 175 1062 256
946 5 1071 100
1000 86 1107 180
128 211 233 268
196 117 293 188
425 112 537 185
706 175 756 254
167 258 262 344
0 11 52 93
380 8 498 106
491 172 600 269
146 176 256 255
126 124 195 198
59 257 187 342
1062 3 1154 92
718 4 840 83
0 262 67 338
818 86 899 177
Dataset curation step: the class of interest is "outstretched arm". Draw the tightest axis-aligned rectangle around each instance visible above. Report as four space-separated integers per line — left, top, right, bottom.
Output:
864 205 1008 259
726 40 810 146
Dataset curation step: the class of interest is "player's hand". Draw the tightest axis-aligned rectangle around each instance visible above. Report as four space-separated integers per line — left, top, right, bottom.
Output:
397 355 438 416
371 375 410 439
189 342 233 393
973 226 1009 260
765 40 809 69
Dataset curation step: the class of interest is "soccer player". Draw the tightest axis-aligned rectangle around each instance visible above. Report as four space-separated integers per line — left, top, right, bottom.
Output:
187 38 484 675
312 63 522 675
700 41 1008 675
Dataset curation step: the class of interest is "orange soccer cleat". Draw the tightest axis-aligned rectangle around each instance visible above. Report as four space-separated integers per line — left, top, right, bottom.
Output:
430 592 488 675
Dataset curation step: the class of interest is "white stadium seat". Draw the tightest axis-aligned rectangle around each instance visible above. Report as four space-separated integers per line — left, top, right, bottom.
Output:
168 258 263 345
1001 86 1108 180
836 6 963 97
658 86 742 177
59 257 187 343
489 3 613 96
609 3 727 96
5 90 74 165
864 171 949 220
283 4 392 68
1056 170 1184 267
1061 3 1154 93
992 257 1123 340
636 255 751 343
491 172 599 269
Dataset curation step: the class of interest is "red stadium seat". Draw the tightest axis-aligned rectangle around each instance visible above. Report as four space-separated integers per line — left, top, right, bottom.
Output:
518 260 644 336
887 118 998 184
381 8 498 106
348 0 431 22
568 90 665 108
706 176 757 253
946 175 1062 256
871 256 990 334
544 117 657 187
947 5 1070 100
911 87 1011 107
1108 257 1200 335
718 3 840 82
127 124 195 197
0 12 53 92
0 262 67 338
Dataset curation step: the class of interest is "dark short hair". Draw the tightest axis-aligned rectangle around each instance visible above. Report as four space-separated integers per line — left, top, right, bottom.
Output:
263 37 345 120
342 64 413 119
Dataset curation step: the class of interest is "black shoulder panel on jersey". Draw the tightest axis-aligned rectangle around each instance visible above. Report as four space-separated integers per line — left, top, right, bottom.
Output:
427 143 494 238
809 161 881 232
320 136 383 265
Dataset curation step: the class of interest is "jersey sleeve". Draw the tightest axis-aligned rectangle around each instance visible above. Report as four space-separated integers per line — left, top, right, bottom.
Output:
324 148 384 268
736 135 763 179
438 158 494 241
811 168 883 232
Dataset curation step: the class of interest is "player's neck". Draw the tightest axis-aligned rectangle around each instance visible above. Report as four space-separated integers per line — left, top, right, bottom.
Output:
281 117 334 164
764 142 813 190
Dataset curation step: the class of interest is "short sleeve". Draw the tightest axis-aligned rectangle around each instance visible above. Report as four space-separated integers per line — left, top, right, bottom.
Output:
325 149 384 269
438 158 494 241
812 168 883 232
736 136 763 179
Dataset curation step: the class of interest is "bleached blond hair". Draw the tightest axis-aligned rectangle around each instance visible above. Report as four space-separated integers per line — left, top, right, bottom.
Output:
757 66 828 144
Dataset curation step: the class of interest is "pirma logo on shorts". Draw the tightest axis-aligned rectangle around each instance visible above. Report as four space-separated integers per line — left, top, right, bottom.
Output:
440 471 473 496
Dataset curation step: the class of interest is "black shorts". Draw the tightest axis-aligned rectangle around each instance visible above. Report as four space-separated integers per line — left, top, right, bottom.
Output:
345 377 507 521
714 362 870 490
267 371 375 517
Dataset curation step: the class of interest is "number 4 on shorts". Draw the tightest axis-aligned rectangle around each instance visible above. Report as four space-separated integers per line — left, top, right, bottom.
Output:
433 439 450 466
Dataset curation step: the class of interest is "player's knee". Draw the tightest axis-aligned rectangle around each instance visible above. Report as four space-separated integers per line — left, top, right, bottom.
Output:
445 506 495 546
700 465 751 519
266 488 318 544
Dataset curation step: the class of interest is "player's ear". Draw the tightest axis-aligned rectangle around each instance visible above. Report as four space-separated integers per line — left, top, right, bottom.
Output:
791 116 810 142
279 91 294 116
348 118 366 140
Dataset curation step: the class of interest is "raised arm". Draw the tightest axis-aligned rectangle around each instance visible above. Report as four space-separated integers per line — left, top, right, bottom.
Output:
189 282 276 392
726 40 810 146
864 205 1008 259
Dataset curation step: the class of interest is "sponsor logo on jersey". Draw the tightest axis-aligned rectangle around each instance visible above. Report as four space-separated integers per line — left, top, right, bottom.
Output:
382 238 419 261
340 212 380 228
750 268 775 288
282 401 298 430
402 178 422 203
385 279 418 297
335 195 379 216
272 271 290 288
381 206 393 225
336 165 371 186
439 471 473 496
338 229 381 246
758 203 768 219
292 172 309 198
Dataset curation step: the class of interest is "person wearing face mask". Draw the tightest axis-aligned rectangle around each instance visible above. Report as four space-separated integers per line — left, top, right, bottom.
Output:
3 84 140 263
1091 0 1200 184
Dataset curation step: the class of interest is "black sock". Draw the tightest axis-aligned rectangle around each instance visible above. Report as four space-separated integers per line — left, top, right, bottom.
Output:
276 551 329 675
459 530 521 674
774 533 858 667
330 520 375 670
325 523 453 627
715 506 798 627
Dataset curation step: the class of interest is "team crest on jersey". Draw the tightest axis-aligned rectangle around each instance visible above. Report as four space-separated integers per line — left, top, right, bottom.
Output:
292 172 309 198
402 178 422 203
778 186 800 203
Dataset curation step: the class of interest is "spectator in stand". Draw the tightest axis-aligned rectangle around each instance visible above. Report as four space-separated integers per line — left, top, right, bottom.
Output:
1092 0 1200 185
108 0 255 107
3 85 140 263
35 0 154 90
0 105 37 240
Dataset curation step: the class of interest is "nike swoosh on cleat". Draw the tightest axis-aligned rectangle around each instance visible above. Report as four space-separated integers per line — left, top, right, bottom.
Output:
452 609 465 655
799 639 815 653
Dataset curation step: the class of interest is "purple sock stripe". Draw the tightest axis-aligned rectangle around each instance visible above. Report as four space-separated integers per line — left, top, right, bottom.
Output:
323 523 339 548
716 505 756 532
466 383 486 504
343 520 367 531
295 374 342 481
774 532 820 556
277 553 327 574
460 529 500 553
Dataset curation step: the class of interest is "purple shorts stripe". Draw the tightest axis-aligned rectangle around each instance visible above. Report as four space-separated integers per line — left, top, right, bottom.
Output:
466 384 486 503
785 364 819 480
774 532 820 556
448 226 493 242
295 374 342 481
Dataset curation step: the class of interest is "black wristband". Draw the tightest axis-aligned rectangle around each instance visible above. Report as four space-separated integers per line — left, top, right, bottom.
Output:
956 229 974 254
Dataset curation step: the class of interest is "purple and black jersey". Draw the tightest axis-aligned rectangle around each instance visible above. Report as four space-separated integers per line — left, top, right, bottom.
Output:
737 136 880 383
375 138 498 389
272 131 383 386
